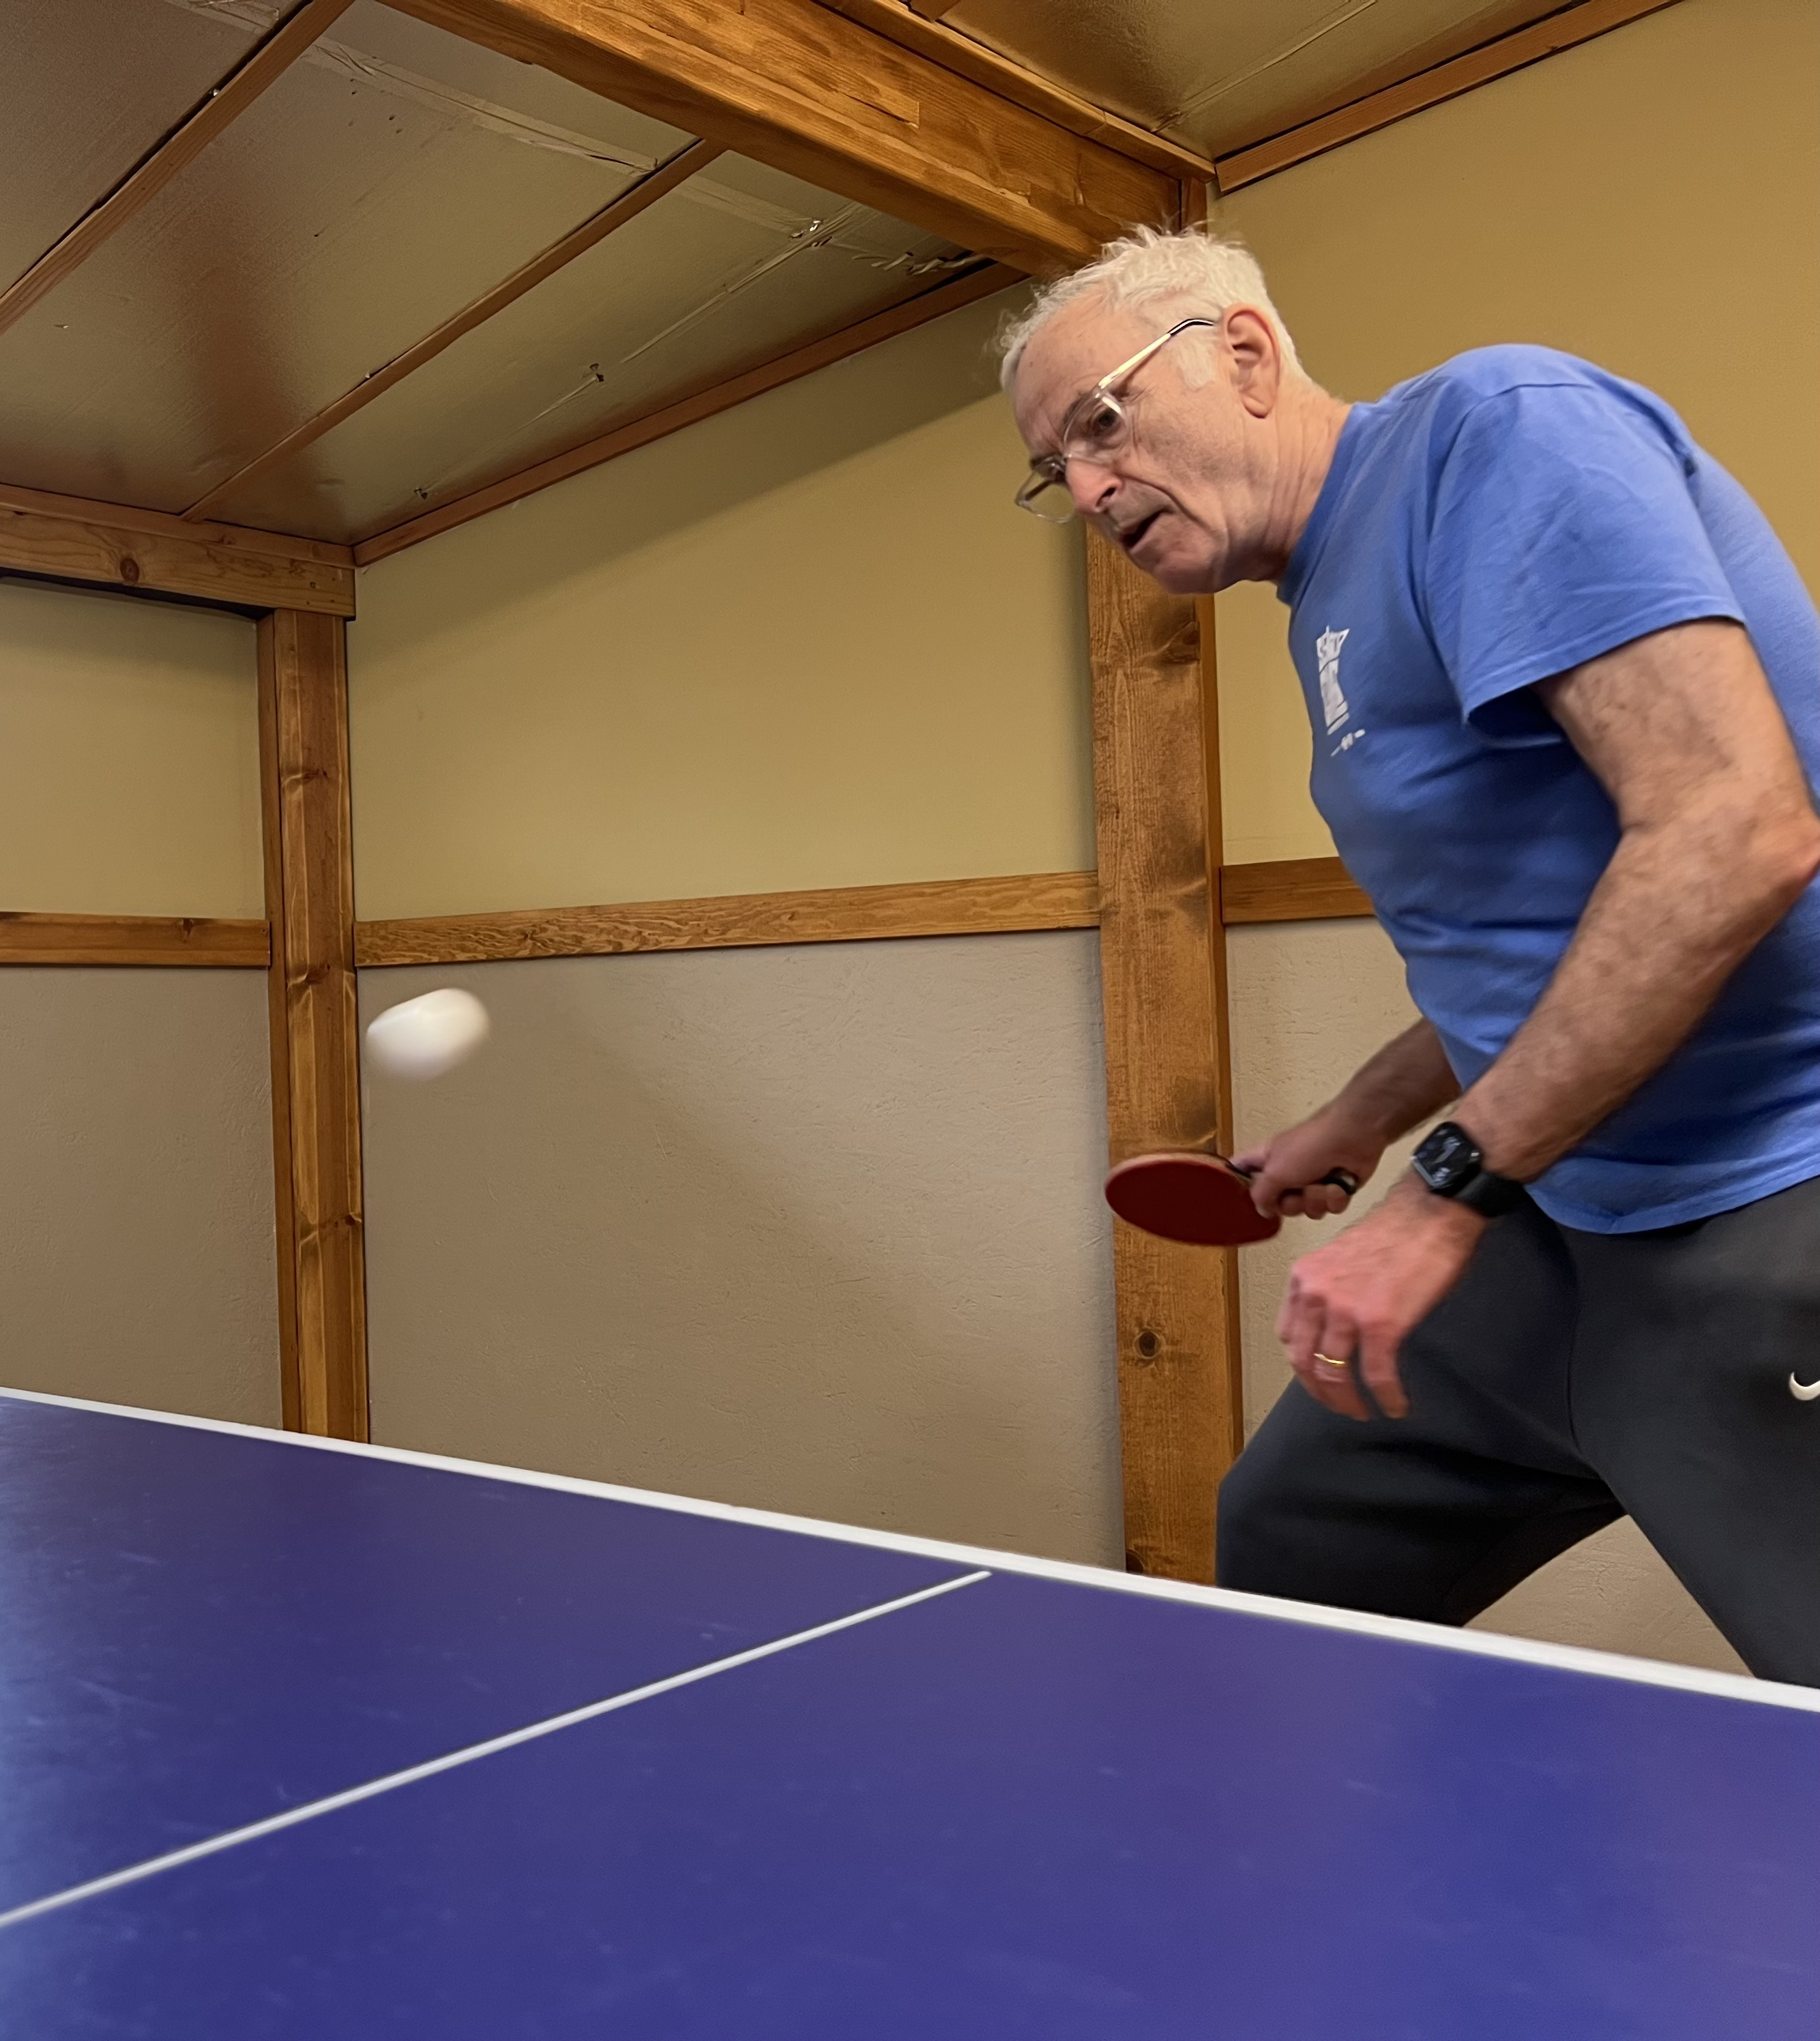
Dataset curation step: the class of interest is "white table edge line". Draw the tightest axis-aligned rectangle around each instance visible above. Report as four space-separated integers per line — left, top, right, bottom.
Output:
5 1387 1815 1714
0 1568 990 1934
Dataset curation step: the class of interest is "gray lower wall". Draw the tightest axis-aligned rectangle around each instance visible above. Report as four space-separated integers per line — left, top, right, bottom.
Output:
359 931 1122 1566
0 968 280 1424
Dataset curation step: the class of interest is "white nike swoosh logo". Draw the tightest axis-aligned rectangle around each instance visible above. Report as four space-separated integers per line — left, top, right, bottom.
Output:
1791 1373 1820 1402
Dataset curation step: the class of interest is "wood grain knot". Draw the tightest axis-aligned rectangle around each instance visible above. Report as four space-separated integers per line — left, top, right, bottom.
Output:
118 555 141 583
1134 1329 1162 1361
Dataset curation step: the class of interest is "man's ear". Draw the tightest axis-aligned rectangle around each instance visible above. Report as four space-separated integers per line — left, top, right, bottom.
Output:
1224 306 1282 418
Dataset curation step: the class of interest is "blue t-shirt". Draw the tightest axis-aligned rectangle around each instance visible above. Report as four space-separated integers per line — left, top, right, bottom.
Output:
1278 345 1820 1233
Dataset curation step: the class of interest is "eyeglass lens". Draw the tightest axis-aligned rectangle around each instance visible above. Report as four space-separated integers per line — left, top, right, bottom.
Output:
1018 477 1078 524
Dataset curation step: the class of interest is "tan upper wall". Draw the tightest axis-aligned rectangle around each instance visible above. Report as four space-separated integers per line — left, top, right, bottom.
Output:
0 581 262 917
347 290 1093 922
1215 0 1820 865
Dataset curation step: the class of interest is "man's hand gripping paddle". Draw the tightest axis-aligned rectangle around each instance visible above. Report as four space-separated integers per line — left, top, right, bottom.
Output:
1104 1152 1360 1247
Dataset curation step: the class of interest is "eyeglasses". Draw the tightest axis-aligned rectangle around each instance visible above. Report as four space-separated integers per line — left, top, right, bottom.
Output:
1014 317 1221 523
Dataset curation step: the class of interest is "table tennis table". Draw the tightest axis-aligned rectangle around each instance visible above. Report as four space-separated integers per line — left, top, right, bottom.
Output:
0 1387 1814 2038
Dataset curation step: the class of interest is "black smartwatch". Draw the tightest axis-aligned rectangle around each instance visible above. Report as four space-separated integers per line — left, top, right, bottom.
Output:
1410 1121 1527 1218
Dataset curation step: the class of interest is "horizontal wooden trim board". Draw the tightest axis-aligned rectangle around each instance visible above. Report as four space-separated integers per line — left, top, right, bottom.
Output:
0 483 355 615
355 871 1102 967
1216 0 1682 190
1220 856 1372 924
0 912 271 967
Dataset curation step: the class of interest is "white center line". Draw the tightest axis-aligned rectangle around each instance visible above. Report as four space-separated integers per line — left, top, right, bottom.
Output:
0 1568 992 1933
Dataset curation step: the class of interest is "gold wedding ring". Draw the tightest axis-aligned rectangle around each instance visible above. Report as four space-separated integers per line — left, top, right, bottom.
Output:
1313 1351 1350 1368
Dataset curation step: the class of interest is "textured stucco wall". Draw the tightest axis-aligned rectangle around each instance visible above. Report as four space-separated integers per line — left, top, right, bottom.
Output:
1225 917 1747 1676
0 969 280 1424
359 931 1121 1566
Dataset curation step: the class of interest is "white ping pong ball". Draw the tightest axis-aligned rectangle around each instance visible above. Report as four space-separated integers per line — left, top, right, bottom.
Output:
364 988 490 1081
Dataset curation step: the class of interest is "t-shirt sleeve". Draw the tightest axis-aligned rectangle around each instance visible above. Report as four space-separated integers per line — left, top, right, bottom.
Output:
1424 381 1745 745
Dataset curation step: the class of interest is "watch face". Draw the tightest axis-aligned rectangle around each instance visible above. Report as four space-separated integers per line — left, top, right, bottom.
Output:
1415 1124 1479 1190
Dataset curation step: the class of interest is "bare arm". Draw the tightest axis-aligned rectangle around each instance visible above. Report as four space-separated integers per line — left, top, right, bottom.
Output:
1237 1019 1456 1217
1458 619 1820 1179
1332 1019 1458 1142
1273 617 1820 1423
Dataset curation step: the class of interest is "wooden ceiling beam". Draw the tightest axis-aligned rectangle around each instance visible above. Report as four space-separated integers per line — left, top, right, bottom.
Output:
184 137 725 525
381 0 1175 273
352 257 1017 566
814 0 1216 183
0 482 354 615
0 0 357 342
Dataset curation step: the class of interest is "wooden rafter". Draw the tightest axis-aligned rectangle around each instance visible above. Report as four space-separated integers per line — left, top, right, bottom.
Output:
353 258 1018 565
0 0 357 342
1217 0 1684 190
383 0 1176 273
0 482 353 615
184 138 726 524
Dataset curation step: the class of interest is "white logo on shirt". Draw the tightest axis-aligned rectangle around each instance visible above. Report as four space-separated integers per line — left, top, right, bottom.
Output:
1316 626 1351 735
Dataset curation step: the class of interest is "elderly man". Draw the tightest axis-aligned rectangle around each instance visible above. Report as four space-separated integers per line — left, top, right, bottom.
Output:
1003 227 1820 1687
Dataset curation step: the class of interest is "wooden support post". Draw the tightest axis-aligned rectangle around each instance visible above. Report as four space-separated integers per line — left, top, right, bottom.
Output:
1089 539 1243 1583
259 609 369 1439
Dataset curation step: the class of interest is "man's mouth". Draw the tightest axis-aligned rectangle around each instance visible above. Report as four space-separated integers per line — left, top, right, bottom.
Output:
1117 510 1164 554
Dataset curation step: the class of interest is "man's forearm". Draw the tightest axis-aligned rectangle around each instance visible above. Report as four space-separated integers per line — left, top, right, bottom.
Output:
1332 1020 1458 1143
1460 809 1818 1182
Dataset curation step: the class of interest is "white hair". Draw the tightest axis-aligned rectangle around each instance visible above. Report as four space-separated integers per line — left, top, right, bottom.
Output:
997 224 1302 392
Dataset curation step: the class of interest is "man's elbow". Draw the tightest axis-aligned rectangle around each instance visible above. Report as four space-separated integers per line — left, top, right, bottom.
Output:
1752 806 1820 918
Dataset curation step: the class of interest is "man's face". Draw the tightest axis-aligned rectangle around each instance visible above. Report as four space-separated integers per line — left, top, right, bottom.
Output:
1011 297 1276 594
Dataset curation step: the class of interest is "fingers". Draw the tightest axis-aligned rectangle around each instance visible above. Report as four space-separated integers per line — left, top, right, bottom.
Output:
1357 1313 1410 1421
1278 1276 1370 1422
1248 1163 1291 1217
1275 1181 1354 1221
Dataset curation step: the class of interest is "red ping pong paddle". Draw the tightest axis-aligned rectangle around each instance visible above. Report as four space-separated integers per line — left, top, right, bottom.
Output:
1103 1152 1360 1247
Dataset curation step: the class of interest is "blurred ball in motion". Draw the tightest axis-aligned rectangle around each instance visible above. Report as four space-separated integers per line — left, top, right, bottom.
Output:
365 988 490 1081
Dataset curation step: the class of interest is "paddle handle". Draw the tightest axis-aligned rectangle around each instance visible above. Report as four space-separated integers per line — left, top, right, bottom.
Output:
1225 1159 1360 1201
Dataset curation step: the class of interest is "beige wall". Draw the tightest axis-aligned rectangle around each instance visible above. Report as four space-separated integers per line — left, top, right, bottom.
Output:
347 287 1094 920
0 580 263 916
1214 0 1820 864
0 579 276 1420
1227 916 1747 1675
0 969 280 1424
349 283 1120 1573
359 934 1121 1565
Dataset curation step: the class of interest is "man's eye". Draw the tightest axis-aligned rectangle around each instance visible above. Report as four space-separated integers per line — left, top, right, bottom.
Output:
1079 402 1121 445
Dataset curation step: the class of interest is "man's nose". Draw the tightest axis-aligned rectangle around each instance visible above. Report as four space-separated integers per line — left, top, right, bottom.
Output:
1066 456 1118 518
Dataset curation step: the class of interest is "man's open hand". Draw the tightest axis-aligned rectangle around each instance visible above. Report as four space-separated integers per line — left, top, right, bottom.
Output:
1277 1179 1486 1420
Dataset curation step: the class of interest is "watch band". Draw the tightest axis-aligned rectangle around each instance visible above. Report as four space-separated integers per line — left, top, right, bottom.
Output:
1449 1164 1528 1218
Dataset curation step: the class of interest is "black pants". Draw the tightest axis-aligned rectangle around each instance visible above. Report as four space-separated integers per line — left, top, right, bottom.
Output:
1216 1175 1820 1686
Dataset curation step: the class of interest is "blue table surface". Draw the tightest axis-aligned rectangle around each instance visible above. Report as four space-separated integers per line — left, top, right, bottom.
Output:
1 1395 1815 2039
